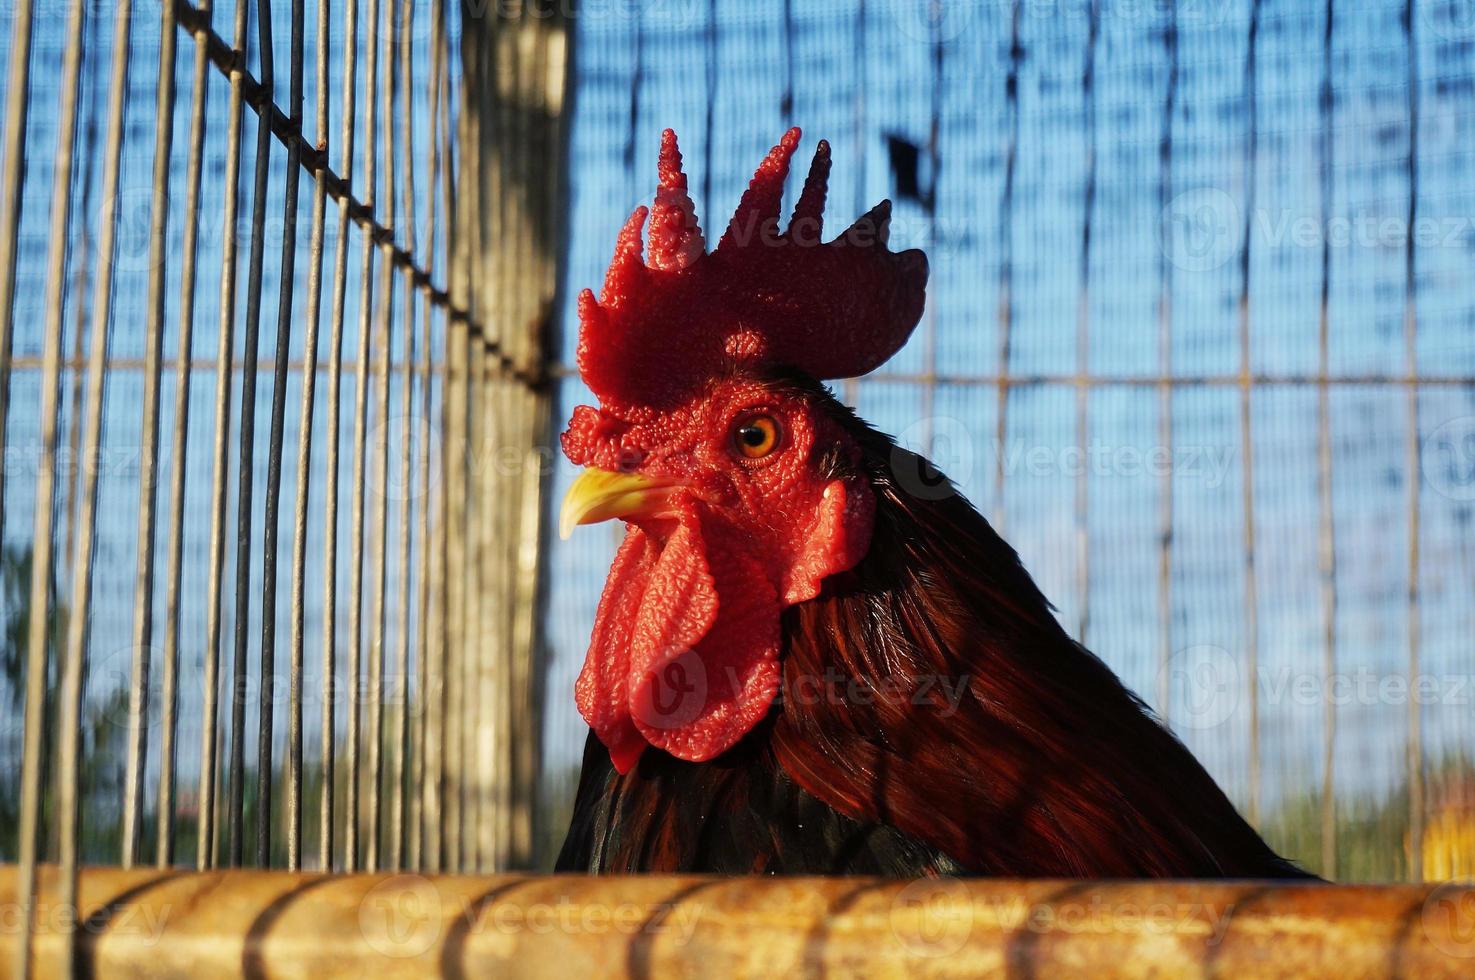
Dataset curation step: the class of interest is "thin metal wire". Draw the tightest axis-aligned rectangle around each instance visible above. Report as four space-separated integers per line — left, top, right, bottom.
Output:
1402 0 1423 883
1074 0 1099 646
198 0 254 873
463 335 484 871
1155 7 1179 722
475 345 495 872
320 0 361 874
122 0 180 871
917 0 941 459
54 2 135 973
0 0 36 554
1317 0 1339 880
347 0 383 871
493 0 520 874
412 0 447 872
1238 0 1262 826
992 0 1021 531
12 0 89 971
158 0 214 869
391 0 416 871
441 32 467 870
258 0 308 869
365 0 400 873
227 0 277 869
169 1 529 384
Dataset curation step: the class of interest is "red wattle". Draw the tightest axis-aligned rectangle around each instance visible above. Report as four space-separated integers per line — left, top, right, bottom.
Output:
575 507 783 772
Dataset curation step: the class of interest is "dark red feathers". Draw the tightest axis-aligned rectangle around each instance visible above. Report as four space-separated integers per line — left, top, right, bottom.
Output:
559 379 1314 879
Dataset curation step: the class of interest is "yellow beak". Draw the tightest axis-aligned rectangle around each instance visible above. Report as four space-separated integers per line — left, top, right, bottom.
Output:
558 468 680 540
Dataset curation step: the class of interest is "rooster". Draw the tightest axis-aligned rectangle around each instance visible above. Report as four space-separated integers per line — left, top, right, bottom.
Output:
555 128 1313 878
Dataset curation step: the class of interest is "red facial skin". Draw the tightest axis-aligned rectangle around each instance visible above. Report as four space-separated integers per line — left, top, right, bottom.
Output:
562 378 875 773
566 126 924 773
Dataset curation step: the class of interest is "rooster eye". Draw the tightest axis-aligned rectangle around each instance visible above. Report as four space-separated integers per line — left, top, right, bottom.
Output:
733 415 781 459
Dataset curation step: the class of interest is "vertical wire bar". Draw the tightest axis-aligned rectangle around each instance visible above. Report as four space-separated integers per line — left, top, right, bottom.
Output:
477 350 496 872
1074 0 1099 645
514 4 541 869
493 1 519 873
440 21 466 869
992 0 1021 531
122 0 179 870
842 0 861 411
412 3 447 869
60 206 93 610
1237 0 1262 826
1155 8 1179 721
199 0 255 872
511 6 563 869
425 0 452 874
11 0 88 972
463 337 484 871
0 0 35 551
455 25 477 873
1402 0 1423 882
416 320 441 867
270 0 312 872
347 0 383 873
54 2 134 972
159 0 215 868
366 0 400 873
918 0 941 551
394 0 418 872
442 321 466 871
461 4 491 874
526 14 572 867
227 0 277 869
256 0 307 869
1317 0 1338 880
321 0 361 873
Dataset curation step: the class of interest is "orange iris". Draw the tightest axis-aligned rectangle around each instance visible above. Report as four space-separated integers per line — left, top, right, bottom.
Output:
734 415 780 458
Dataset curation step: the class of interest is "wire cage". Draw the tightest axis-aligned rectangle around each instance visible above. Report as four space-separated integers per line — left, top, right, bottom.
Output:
1 0 1475 973
0 1 567 970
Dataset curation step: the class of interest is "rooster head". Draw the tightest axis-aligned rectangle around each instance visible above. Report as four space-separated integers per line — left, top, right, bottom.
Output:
560 128 928 773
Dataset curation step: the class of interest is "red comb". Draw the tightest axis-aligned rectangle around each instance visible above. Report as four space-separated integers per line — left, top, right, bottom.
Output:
577 127 929 409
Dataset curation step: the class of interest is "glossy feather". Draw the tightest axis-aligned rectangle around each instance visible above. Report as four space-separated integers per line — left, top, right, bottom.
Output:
558 378 1315 879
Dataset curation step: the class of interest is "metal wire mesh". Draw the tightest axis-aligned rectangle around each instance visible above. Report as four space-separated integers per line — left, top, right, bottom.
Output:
0 0 566 971
542 0 1475 880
